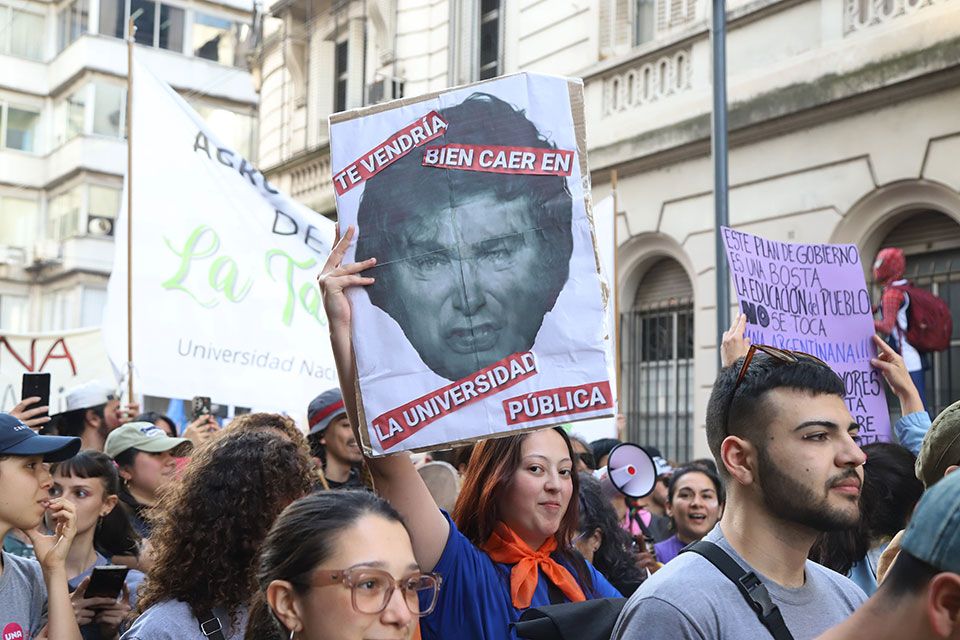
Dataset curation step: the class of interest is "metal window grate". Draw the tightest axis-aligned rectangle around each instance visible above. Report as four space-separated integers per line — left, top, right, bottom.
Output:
620 302 694 462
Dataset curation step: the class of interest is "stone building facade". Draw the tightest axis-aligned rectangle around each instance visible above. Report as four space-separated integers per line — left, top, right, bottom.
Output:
253 0 960 460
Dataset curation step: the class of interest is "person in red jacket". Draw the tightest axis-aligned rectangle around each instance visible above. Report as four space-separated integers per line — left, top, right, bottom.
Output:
873 247 927 409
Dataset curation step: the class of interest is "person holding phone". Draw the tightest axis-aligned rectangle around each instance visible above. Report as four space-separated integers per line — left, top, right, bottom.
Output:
52 381 140 452
44 450 145 639
0 413 83 640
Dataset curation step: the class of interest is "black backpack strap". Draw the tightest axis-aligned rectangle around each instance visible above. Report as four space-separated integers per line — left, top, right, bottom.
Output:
197 611 226 640
681 541 795 640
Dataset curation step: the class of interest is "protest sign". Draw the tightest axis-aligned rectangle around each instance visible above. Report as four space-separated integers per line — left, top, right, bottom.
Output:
102 54 336 413
330 73 614 454
0 330 115 414
720 227 891 443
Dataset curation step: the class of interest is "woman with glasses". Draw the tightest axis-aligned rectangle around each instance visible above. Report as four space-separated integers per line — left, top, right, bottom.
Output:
245 491 440 640
318 228 621 640
121 431 314 639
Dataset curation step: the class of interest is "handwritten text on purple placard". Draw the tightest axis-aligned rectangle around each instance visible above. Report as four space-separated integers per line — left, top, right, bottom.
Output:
721 227 890 443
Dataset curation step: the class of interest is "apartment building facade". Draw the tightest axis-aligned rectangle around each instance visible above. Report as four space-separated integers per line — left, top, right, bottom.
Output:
0 0 257 335
254 0 960 460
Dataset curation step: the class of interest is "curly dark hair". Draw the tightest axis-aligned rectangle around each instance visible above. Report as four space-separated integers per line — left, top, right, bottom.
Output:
577 471 645 596
133 430 313 619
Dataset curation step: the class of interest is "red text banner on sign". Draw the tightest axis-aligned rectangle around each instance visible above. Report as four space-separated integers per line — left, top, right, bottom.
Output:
502 381 614 426
421 144 575 176
332 111 449 195
372 352 539 449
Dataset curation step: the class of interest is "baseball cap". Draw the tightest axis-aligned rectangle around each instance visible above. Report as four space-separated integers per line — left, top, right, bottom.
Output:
916 399 960 489
900 468 960 573
0 413 80 462
307 388 346 435
104 422 193 459
63 380 117 412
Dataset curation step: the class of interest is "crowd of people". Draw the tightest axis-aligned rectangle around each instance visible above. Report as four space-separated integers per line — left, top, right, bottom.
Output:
1 232 959 640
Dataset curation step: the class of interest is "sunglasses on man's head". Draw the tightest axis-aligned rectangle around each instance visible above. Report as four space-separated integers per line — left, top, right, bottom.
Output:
725 344 831 436
733 344 830 390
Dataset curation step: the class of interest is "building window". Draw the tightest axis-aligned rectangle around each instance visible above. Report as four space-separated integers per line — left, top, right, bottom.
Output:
92 83 125 137
334 40 348 113
479 0 499 80
635 0 655 45
80 286 107 327
99 0 184 52
620 258 695 462
190 103 255 160
53 86 86 147
193 12 246 66
0 5 45 59
41 289 74 332
0 197 37 248
53 83 125 147
57 0 89 52
2 105 41 153
0 294 29 333
48 186 83 241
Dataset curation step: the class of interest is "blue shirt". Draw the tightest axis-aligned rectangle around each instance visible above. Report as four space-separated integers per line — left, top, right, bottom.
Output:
894 411 930 457
420 511 621 640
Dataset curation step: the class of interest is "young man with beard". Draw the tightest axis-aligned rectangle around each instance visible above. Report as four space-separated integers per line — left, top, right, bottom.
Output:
612 346 868 640
307 388 366 489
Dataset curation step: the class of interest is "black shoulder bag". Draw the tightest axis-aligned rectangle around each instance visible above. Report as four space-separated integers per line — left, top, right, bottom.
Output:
197 611 226 640
681 541 795 640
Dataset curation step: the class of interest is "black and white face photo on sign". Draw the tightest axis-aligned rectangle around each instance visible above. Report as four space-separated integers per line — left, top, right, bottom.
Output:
330 74 613 453
355 93 575 381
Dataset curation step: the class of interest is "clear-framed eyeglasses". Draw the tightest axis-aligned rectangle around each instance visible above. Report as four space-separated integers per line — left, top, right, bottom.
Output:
293 567 442 617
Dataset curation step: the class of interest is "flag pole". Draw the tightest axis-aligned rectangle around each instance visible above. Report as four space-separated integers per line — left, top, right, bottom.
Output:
612 170 622 415
126 17 134 402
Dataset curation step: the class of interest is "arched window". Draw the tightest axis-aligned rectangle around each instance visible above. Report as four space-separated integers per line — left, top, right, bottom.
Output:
620 258 694 461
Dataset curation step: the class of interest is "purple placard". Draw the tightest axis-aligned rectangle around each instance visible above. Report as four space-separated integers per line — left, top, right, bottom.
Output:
721 227 890 443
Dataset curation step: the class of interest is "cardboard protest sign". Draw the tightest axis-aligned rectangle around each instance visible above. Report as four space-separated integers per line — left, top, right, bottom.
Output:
0 330 115 414
103 55 336 413
330 73 614 454
720 227 891 443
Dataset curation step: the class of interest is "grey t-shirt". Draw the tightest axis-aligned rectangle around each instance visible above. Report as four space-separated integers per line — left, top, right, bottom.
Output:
0 551 47 640
121 600 248 640
611 525 867 640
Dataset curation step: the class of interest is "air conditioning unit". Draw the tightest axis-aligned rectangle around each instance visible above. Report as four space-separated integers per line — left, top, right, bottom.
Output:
88 215 115 236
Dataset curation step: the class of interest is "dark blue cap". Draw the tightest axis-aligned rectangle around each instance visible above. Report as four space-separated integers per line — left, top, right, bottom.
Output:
0 413 81 462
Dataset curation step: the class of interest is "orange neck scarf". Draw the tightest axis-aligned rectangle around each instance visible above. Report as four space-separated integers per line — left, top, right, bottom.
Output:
481 522 586 609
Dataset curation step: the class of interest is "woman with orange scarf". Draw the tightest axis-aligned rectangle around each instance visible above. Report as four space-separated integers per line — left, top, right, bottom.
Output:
318 228 621 640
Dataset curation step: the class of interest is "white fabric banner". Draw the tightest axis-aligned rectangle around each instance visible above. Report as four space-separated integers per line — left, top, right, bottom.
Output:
572 194 618 441
103 54 336 413
0 329 115 414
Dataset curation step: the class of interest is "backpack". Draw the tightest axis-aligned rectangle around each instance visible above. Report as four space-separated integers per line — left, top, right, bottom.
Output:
890 283 952 353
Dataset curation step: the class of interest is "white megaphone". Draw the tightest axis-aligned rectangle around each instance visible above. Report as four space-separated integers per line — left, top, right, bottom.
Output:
593 443 657 500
